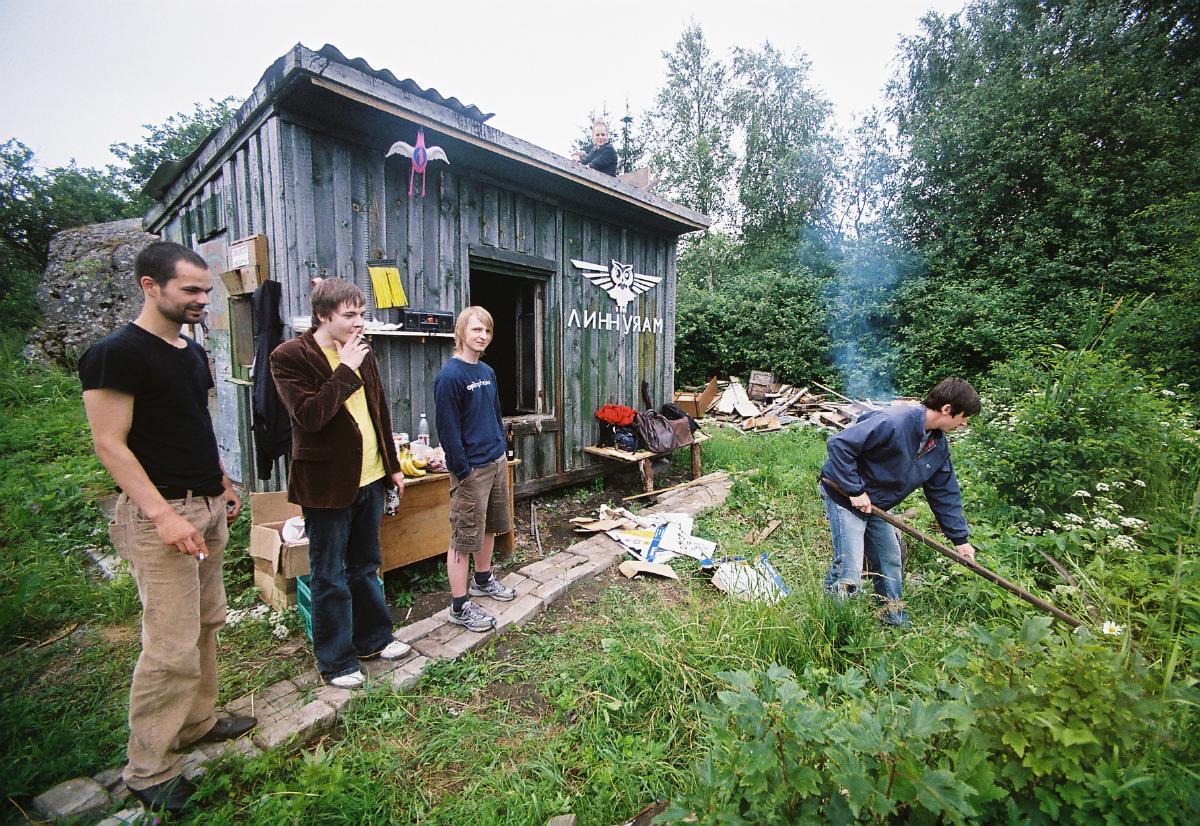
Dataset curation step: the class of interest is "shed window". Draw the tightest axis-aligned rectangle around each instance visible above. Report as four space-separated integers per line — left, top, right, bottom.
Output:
469 269 545 416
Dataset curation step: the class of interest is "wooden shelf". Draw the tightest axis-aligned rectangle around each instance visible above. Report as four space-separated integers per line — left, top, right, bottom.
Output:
363 329 455 339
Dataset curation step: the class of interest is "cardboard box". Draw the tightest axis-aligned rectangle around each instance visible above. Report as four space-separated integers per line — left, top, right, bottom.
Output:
219 265 264 296
228 234 269 271
254 557 297 610
249 491 310 580
674 376 719 418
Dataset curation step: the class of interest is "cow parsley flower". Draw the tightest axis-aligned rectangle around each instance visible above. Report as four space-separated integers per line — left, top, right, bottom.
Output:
1064 513 1085 525
1133 479 1147 488
1092 516 1117 531
1119 516 1146 529
1095 482 1111 492
1071 490 1092 498
1109 534 1138 552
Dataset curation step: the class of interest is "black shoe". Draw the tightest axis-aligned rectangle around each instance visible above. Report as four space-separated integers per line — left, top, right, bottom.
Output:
190 714 257 745
130 774 197 814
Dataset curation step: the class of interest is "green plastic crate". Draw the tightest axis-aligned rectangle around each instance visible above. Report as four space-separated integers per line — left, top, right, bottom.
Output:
296 574 385 643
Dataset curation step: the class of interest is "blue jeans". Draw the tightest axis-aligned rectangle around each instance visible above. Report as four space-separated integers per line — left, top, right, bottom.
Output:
303 478 394 679
821 486 907 625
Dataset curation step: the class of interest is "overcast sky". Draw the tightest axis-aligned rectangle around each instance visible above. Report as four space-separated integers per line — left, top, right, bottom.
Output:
1 0 966 172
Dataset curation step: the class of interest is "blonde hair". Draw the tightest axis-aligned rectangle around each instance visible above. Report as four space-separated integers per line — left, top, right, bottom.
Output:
454 305 494 352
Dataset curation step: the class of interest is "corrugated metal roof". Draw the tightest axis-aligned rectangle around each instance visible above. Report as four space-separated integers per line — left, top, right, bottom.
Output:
312 44 494 124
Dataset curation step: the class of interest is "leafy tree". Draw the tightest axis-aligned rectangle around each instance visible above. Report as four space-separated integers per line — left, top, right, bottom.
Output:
0 139 128 269
727 42 838 245
109 96 239 212
647 22 734 221
834 109 901 243
616 101 647 174
888 0 1200 385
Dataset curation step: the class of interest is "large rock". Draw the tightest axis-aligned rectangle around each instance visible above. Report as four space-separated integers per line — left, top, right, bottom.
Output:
30 776 111 821
24 218 157 367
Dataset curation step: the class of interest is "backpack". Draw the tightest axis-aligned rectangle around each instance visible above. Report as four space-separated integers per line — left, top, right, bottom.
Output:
635 380 677 453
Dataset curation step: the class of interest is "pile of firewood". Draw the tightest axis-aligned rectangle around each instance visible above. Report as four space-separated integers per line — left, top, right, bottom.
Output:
690 374 916 433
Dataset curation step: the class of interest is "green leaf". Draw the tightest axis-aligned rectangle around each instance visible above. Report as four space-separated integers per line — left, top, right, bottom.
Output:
1058 727 1099 747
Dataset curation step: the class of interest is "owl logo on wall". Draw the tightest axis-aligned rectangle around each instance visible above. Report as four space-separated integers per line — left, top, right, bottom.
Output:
570 258 663 313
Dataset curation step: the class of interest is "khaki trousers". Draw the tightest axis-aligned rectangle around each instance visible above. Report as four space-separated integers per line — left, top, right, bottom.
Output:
110 492 228 789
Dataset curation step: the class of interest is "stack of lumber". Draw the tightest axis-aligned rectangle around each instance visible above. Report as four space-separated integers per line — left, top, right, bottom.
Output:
703 376 915 433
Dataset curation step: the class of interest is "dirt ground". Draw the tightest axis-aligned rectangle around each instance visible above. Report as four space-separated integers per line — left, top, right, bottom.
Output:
390 458 694 625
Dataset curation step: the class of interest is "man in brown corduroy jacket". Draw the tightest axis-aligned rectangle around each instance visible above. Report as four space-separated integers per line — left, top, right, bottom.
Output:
271 279 412 688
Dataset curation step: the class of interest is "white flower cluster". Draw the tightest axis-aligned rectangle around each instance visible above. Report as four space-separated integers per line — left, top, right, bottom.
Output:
227 603 290 640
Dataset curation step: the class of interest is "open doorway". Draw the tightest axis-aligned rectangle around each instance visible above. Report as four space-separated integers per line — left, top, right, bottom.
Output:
469 268 545 416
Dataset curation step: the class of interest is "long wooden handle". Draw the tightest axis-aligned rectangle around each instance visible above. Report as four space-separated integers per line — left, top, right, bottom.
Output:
822 479 1084 629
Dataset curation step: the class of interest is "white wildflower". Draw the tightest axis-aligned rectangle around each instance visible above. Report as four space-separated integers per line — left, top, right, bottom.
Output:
272 623 289 640
1109 534 1138 552
1133 479 1146 488
1071 490 1092 498
1110 481 1126 490
1064 513 1085 525
1119 516 1146 529
1095 482 1110 492
1092 516 1117 531
1179 383 1191 389
1101 621 1123 636
1162 389 1177 397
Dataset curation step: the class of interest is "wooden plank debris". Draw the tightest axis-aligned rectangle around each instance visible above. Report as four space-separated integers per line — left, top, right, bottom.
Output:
715 377 760 417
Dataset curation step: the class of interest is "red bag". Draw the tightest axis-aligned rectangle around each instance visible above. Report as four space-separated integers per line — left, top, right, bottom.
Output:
595 404 637 426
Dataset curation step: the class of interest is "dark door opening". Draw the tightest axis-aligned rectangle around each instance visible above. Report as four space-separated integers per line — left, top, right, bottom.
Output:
469 268 545 416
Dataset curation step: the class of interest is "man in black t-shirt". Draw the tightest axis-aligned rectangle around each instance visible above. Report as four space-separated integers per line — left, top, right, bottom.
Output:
79 242 254 815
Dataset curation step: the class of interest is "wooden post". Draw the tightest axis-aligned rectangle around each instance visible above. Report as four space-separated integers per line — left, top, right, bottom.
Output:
690 441 702 479
640 458 654 493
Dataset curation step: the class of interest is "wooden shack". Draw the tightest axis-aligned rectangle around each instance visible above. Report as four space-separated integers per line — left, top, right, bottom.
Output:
144 43 708 498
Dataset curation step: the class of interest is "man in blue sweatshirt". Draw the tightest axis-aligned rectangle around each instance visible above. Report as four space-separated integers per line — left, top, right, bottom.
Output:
820 377 981 625
434 306 516 631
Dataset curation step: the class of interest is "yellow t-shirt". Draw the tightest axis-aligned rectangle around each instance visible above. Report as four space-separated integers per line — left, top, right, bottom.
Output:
322 347 386 487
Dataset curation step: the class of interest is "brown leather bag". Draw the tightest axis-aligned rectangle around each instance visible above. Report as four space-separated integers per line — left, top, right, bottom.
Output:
636 379 677 453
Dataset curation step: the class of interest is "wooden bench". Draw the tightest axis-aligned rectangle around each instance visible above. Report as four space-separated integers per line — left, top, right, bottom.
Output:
583 432 710 494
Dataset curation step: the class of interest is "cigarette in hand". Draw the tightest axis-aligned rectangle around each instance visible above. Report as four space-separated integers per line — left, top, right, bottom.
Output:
198 553 207 561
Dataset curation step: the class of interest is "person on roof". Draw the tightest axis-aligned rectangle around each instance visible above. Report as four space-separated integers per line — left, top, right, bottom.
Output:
573 119 618 176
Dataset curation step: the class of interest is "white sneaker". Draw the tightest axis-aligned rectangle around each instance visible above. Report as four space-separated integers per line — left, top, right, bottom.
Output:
377 640 412 660
329 670 365 689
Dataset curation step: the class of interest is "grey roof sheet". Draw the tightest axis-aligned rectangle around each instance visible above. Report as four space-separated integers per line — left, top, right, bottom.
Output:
312 44 494 124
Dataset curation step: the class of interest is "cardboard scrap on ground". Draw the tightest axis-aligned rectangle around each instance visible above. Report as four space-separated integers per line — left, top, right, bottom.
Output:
571 517 632 533
711 552 791 603
618 560 679 580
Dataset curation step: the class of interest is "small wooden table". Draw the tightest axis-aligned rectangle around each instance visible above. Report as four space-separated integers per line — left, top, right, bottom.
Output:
378 460 518 572
583 432 710 493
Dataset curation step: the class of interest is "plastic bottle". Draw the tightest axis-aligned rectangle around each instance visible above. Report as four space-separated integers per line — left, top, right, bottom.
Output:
506 423 515 461
417 413 430 446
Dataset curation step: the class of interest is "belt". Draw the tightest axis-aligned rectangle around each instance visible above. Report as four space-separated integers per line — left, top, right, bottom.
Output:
117 485 222 500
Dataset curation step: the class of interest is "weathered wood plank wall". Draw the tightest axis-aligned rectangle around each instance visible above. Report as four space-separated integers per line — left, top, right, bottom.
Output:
161 114 678 494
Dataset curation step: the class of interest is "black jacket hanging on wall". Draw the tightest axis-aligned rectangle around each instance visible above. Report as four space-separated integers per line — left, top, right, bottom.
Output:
251 280 291 479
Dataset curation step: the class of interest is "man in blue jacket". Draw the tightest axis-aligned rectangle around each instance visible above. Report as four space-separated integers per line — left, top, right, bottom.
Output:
820 377 981 625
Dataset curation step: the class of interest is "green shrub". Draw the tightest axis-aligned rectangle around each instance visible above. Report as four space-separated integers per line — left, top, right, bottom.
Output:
957 619 1199 824
960 350 1199 523
665 619 1199 825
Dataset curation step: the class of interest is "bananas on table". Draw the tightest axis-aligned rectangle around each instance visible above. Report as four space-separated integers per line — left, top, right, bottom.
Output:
398 449 429 478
